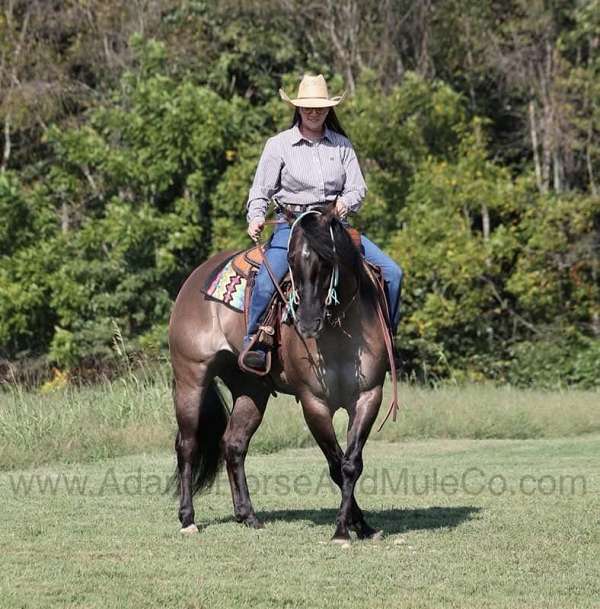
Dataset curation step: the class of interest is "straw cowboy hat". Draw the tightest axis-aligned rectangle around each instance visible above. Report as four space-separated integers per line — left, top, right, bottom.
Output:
279 74 346 108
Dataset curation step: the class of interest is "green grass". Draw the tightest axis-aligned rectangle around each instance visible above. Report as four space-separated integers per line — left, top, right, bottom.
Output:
1 373 600 469
1 436 598 608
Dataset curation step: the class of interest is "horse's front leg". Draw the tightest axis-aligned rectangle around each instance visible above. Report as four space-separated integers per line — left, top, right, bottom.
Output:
300 395 381 541
333 386 383 542
222 380 270 529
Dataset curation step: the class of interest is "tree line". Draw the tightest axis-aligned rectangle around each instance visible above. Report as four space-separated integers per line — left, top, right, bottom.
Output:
1 0 599 387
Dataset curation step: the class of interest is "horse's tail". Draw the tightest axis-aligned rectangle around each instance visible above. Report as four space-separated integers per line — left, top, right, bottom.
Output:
173 380 229 496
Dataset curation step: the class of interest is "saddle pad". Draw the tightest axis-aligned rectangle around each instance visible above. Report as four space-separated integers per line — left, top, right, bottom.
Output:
205 259 246 312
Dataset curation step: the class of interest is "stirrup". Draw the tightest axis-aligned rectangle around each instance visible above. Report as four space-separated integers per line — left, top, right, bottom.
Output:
238 336 272 376
245 348 267 370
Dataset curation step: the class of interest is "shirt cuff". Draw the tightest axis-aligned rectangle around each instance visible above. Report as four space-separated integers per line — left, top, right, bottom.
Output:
246 198 268 223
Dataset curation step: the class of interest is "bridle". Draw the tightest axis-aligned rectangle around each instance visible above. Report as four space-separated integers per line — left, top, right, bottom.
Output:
285 210 341 323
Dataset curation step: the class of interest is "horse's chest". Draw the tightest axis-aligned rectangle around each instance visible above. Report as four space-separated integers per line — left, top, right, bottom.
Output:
280 339 385 406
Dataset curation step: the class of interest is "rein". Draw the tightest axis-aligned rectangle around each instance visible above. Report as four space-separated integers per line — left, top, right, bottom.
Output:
374 293 400 431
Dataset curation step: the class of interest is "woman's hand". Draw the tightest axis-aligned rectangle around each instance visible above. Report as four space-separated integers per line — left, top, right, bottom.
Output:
335 198 348 220
248 217 265 242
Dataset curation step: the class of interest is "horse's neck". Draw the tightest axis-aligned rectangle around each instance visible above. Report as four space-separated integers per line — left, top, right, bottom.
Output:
337 264 359 301
329 264 364 323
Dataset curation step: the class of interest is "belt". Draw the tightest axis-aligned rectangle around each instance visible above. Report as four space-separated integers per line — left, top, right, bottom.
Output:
275 201 333 215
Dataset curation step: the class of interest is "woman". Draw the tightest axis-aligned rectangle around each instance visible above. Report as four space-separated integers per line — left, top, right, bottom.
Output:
244 74 403 370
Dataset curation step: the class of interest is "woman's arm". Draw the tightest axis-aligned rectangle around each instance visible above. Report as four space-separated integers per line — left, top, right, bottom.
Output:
338 141 367 215
246 137 283 223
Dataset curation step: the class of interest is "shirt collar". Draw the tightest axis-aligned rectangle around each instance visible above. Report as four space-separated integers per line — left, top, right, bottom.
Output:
290 124 334 145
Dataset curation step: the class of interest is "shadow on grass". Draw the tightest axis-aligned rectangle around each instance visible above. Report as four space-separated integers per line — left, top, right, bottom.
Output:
216 506 481 535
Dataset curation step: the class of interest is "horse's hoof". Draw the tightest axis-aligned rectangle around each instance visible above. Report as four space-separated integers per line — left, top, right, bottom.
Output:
237 515 264 529
180 523 199 535
355 525 384 541
245 518 265 530
331 537 351 546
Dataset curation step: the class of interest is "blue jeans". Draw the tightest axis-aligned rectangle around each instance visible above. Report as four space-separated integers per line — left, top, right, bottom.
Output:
246 224 403 338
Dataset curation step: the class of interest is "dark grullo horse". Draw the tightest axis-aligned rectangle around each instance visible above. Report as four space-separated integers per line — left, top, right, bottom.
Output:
169 206 391 542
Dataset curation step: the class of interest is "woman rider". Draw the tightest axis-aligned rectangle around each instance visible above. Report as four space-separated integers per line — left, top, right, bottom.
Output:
243 74 403 370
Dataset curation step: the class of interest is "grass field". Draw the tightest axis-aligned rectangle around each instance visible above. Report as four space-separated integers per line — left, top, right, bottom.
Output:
1 435 599 609
1 373 600 469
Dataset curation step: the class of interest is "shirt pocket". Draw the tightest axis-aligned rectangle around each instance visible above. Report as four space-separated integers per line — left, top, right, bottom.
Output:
322 145 345 194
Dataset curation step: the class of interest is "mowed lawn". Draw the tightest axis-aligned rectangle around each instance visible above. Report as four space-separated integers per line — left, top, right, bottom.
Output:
1 436 598 609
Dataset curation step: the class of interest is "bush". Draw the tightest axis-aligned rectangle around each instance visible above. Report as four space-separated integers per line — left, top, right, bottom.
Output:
507 337 600 390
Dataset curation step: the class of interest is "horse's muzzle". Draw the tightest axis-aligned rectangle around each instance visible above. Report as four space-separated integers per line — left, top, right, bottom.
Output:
297 316 324 339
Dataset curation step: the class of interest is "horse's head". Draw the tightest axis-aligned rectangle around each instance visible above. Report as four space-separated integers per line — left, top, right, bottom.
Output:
287 207 362 339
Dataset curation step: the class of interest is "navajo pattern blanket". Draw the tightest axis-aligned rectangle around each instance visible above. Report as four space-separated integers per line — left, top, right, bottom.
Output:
205 259 246 312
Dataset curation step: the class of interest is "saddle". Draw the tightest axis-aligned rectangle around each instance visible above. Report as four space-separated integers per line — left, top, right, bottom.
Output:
231 246 265 279
202 244 286 375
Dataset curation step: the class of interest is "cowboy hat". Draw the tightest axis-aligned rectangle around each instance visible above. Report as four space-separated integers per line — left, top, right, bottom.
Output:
279 74 346 108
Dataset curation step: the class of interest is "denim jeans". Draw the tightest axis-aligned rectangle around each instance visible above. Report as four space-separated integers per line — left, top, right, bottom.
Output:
246 223 403 339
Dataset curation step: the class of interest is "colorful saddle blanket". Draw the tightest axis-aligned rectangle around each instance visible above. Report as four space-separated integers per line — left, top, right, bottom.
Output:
205 259 246 311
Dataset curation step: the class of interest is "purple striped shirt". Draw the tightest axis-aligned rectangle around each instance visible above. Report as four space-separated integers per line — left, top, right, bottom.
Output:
246 124 367 222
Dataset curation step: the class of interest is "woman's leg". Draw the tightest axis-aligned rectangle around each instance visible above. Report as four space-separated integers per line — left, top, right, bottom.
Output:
246 225 291 340
360 235 403 331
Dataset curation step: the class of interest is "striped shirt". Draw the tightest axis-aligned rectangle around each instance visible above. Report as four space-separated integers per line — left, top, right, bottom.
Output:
246 124 367 222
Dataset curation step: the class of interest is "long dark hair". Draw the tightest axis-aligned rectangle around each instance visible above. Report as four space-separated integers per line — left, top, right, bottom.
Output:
291 108 348 138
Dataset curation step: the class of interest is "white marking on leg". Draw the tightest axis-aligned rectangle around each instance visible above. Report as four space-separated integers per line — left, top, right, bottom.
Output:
180 523 199 535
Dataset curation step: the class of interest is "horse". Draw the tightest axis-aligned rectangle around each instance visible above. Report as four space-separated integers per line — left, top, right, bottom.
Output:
168 205 392 542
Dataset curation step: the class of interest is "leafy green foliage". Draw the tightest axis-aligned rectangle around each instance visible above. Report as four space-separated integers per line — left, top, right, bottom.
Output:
507 193 600 327
1 39 269 364
507 336 600 390
344 74 467 244
1 4 600 388
391 119 600 382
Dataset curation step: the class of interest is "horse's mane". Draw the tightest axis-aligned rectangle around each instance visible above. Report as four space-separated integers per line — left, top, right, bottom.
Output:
295 213 376 301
